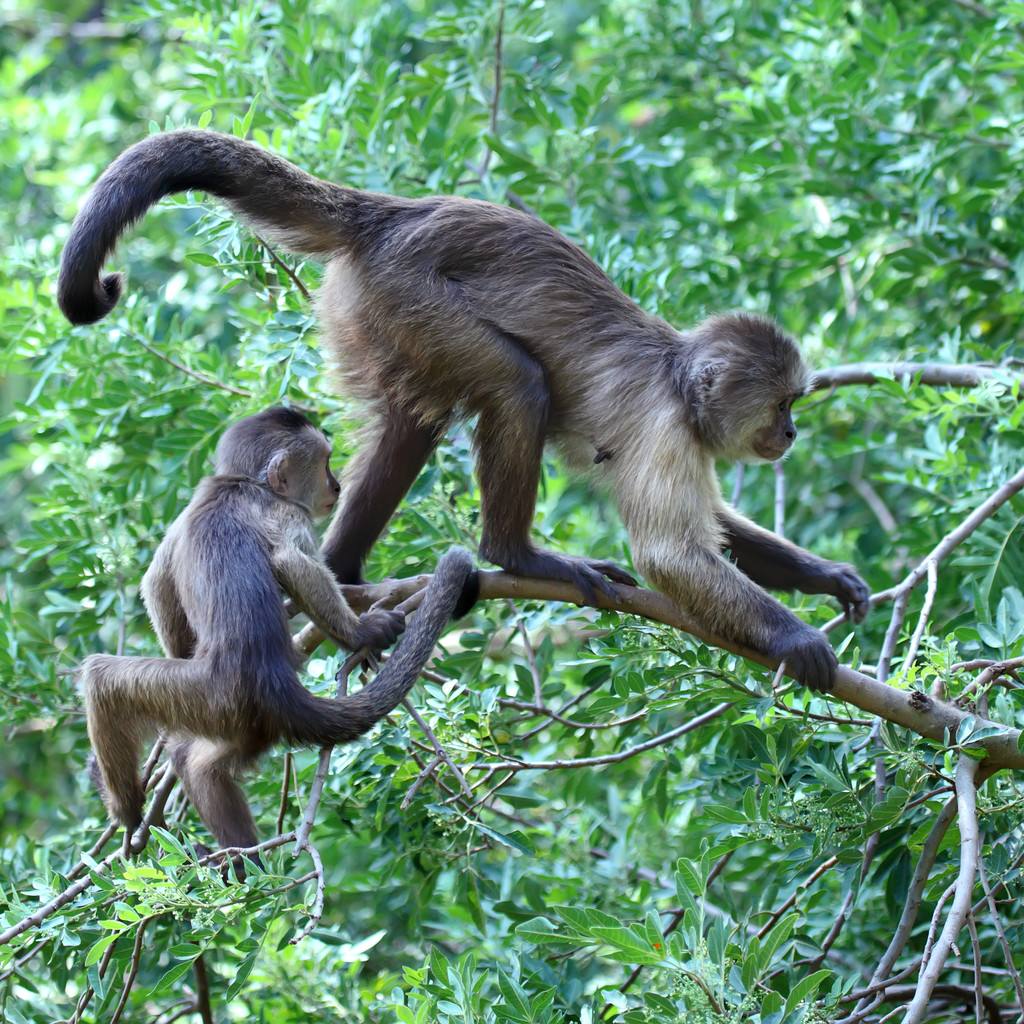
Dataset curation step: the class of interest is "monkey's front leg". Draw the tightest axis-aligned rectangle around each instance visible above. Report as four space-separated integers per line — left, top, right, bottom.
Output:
638 544 839 691
272 546 405 651
719 508 870 622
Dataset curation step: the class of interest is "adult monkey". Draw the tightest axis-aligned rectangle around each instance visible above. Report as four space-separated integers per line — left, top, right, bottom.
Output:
81 405 474 850
59 131 870 690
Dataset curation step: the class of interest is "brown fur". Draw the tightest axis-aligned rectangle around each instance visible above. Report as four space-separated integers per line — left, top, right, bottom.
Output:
59 131 868 689
80 406 473 849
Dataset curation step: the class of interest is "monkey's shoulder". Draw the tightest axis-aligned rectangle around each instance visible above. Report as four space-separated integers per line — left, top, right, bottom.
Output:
178 475 312 552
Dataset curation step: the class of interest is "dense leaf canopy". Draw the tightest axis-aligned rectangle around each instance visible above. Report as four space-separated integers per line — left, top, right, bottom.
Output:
1 1 1023 1022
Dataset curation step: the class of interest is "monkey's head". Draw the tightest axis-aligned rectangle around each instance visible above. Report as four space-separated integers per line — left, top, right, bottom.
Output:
676 313 809 463
215 406 342 516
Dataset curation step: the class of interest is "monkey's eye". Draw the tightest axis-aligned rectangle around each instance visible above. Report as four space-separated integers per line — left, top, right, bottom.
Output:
777 400 788 412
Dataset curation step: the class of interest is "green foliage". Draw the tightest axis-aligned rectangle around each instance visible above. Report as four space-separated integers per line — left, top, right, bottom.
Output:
1 0 1023 1021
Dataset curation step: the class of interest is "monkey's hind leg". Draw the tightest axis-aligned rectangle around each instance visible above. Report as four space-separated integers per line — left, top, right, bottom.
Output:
472 327 635 603
169 735 261 852
322 405 444 583
80 653 219 835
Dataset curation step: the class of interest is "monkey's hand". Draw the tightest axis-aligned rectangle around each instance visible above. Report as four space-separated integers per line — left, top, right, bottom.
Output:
821 562 870 623
495 547 637 605
768 625 838 692
353 608 406 652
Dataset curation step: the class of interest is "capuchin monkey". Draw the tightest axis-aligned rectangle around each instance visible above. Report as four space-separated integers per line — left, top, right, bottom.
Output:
80 406 474 850
59 131 870 691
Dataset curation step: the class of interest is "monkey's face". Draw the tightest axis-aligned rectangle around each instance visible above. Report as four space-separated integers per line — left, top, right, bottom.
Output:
308 433 342 517
266 429 341 516
748 396 798 462
681 312 809 464
690 368 804 464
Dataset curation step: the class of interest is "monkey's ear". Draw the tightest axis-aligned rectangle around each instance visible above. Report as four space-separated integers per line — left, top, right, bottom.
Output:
266 450 290 495
695 360 724 394
671 352 724 405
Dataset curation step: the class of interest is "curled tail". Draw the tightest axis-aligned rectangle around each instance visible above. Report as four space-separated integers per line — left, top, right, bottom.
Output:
58 129 378 325
286 547 475 747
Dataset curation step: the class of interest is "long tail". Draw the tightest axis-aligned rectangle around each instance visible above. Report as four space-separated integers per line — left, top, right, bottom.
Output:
58 129 378 325
285 547 475 747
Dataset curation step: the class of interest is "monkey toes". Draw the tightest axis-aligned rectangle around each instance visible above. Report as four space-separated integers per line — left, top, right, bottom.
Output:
497 548 636 605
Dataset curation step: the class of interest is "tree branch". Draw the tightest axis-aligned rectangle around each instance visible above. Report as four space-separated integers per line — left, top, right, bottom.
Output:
810 362 1016 390
902 756 981 1024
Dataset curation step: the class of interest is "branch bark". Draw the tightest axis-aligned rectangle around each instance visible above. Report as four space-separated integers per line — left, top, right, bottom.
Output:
901 756 982 1024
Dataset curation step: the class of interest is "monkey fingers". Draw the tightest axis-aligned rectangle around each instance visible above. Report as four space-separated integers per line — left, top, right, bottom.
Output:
827 563 871 623
771 627 838 692
353 608 406 652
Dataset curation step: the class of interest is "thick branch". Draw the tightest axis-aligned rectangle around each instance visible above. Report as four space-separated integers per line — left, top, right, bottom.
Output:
295 568 1024 769
474 574 1024 769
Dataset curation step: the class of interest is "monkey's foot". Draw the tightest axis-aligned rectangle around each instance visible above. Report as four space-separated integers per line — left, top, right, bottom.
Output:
114 807 145 856
769 626 838 692
490 547 637 605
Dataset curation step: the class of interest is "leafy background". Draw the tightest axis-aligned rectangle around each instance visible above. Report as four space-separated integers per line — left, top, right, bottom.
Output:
1 0 1023 1021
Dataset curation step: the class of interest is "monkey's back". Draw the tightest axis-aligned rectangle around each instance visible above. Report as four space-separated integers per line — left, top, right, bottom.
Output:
318 195 682 433
161 477 300 716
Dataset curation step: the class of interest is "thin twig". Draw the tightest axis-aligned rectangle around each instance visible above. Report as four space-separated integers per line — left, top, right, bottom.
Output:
109 917 151 1024
253 232 311 300
824 465 1024 636
902 559 938 675
0 848 121 946
967 911 984 1024
810 362 1013 390
960 657 1024 699
844 795 958 1018
290 842 326 945
499 697 647 731
902 755 981 1024
807 759 885 968
464 702 733 772
877 590 910 681
293 651 362 854
276 750 293 835
131 333 252 398
756 856 838 939
978 853 1024 1018
478 0 506 175
403 700 474 801
517 620 544 705
193 952 214 1024
400 754 443 809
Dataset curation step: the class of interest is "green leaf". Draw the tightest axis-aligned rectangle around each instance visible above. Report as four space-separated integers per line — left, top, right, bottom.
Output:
589 925 664 965
784 969 832 1015
514 917 580 946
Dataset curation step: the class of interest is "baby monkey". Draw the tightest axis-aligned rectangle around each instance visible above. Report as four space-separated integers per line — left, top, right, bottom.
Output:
80 406 473 851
